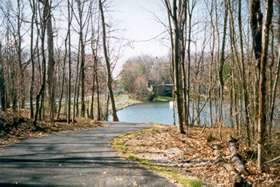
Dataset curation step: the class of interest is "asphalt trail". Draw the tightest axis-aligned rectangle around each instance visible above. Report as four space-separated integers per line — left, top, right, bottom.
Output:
0 122 175 187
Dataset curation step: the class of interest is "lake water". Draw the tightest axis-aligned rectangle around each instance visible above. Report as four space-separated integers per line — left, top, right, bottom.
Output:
115 102 230 126
111 102 280 128
116 102 176 125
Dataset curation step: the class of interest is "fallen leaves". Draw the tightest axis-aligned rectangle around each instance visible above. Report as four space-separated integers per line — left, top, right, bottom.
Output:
119 125 280 186
0 110 102 151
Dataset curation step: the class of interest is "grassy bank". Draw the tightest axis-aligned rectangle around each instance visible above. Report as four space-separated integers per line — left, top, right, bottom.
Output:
152 96 173 102
115 94 142 110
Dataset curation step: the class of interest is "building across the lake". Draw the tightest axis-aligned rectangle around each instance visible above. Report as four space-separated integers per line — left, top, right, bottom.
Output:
147 80 173 97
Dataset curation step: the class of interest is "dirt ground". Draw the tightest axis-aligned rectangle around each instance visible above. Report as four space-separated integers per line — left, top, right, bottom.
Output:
119 125 280 186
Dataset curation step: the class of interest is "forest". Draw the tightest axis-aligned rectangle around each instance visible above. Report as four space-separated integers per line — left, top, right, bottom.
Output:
0 0 279 186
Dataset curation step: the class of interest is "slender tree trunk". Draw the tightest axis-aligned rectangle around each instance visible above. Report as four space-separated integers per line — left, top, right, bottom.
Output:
229 68 234 128
90 70 95 119
218 0 228 123
166 2 176 126
73 39 81 119
11 54 17 111
216 0 228 139
174 4 185 133
0 43 6 111
228 24 241 134
16 0 25 109
67 0 73 124
90 29 99 119
228 0 251 144
186 1 193 127
208 0 215 127
238 0 251 145
268 5 280 137
95 65 101 120
57 41 67 120
29 0 36 118
76 69 81 117
269 44 280 135
80 32 86 118
35 0 47 124
164 0 186 133
76 0 86 117
99 0 119 121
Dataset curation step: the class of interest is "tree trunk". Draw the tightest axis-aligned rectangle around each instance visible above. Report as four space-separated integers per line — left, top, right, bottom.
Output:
67 0 73 124
268 5 280 137
238 0 251 145
257 0 273 171
29 0 36 118
42 0 56 123
96 66 101 120
73 39 81 119
0 43 6 111
99 0 119 122
250 0 273 171
75 0 86 118
218 0 228 125
163 0 187 134
16 0 25 109
35 0 47 124
57 40 67 120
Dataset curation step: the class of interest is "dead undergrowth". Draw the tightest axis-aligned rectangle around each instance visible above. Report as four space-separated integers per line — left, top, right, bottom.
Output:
0 110 102 150
114 125 280 186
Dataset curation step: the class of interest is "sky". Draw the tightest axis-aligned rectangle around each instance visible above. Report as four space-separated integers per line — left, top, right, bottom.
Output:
1 0 212 77
109 0 169 74
0 0 170 76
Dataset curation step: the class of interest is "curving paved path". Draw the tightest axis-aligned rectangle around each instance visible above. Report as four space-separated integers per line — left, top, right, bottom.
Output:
0 122 175 187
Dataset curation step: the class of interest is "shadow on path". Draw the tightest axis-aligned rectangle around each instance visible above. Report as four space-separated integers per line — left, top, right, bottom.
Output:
0 123 175 187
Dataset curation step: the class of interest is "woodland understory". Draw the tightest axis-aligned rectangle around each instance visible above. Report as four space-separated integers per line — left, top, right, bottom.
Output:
113 125 280 186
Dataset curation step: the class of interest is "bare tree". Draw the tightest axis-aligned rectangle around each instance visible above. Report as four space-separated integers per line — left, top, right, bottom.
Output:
56 41 67 120
15 0 25 108
29 0 36 119
76 0 86 117
268 2 280 138
249 0 273 171
35 0 48 124
164 0 187 134
186 0 197 126
43 0 56 123
99 0 118 121
218 0 228 128
238 0 251 145
0 43 6 111
67 0 73 123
